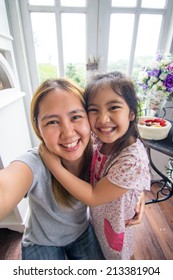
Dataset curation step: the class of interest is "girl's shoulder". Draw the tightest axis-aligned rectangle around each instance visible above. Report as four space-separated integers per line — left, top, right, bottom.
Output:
125 138 148 159
109 138 148 169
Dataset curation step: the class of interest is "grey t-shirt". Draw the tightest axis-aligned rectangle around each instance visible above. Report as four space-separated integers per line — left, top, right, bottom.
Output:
14 148 89 247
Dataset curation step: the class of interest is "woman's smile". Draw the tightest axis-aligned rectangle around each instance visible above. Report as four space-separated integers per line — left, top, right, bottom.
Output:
60 139 80 151
38 88 91 161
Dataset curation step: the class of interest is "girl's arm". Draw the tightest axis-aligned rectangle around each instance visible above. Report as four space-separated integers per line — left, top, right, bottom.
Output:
125 192 145 227
39 144 127 207
0 161 32 220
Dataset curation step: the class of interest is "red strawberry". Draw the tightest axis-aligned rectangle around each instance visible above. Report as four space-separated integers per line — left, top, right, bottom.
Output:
160 119 166 126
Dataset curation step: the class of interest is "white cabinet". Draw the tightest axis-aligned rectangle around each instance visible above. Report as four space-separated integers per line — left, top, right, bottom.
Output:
0 89 31 232
0 0 31 232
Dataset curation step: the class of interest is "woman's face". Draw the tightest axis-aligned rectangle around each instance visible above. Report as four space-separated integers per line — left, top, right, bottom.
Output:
37 88 90 162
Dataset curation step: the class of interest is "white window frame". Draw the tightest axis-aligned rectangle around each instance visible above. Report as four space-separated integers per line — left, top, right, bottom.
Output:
5 0 173 147
13 0 173 90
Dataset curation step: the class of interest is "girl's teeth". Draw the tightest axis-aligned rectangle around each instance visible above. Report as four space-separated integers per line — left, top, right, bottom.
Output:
100 128 113 132
63 141 78 148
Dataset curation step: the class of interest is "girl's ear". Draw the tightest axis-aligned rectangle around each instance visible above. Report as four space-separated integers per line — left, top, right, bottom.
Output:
129 111 135 121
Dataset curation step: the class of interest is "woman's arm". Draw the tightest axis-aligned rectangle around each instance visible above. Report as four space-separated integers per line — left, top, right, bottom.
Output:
0 161 32 220
39 144 127 207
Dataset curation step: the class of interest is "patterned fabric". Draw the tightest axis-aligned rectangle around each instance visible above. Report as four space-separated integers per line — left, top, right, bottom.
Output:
90 138 150 259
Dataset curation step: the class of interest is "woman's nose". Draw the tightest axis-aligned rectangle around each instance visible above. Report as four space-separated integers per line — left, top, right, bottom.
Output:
61 122 76 139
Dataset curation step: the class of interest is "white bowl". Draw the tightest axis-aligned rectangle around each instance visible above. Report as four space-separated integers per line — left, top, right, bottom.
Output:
137 116 172 140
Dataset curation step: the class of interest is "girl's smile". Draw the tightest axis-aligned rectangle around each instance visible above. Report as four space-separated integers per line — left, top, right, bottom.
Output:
87 86 135 145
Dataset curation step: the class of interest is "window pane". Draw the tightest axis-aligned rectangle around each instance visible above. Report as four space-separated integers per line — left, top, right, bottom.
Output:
60 0 86 7
108 14 134 73
133 14 162 81
141 0 166 8
31 13 58 82
29 0 54 5
61 14 86 87
112 0 137 7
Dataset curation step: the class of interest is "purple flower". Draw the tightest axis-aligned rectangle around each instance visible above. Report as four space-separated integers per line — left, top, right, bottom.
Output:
164 74 173 90
167 63 173 72
151 69 160 77
142 84 148 90
156 53 163 61
147 70 152 76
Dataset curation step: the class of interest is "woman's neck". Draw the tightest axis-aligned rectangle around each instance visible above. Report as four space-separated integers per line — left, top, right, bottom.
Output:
61 157 83 177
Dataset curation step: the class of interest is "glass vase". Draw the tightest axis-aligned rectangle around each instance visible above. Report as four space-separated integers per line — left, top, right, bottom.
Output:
146 92 168 117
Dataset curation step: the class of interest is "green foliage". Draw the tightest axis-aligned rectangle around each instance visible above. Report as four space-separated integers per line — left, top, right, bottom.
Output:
37 56 153 90
37 63 85 88
65 63 85 88
38 63 58 83
107 60 128 74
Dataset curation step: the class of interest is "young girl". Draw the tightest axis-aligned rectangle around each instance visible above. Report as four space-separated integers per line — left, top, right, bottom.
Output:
0 78 105 260
40 71 151 260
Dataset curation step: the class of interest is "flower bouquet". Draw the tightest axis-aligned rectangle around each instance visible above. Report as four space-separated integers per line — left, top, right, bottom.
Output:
137 52 173 115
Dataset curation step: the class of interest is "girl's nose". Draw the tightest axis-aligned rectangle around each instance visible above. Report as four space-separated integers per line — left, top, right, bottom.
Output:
97 112 110 124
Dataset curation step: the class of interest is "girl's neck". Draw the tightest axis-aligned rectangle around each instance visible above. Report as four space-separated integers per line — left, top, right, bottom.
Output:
61 157 83 177
100 143 114 155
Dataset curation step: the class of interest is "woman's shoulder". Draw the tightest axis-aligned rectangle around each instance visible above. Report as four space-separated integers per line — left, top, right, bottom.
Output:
15 147 40 162
14 147 51 194
14 147 45 172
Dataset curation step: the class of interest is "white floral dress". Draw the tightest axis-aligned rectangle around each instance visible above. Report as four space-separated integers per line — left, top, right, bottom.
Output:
90 138 150 260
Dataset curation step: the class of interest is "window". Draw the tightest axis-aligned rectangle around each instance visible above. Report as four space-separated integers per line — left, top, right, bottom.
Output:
31 13 59 82
27 0 87 86
106 0 172 83
18 0 173 88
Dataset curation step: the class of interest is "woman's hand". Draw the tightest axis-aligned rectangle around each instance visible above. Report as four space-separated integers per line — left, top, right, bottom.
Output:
125 192 145 227
39 143 61 169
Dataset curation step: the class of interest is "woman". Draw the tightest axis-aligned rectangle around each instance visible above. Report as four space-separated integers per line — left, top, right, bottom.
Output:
0 78 104 260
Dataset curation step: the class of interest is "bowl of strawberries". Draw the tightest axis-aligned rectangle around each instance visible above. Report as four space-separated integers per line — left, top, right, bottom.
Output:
137 116 172 140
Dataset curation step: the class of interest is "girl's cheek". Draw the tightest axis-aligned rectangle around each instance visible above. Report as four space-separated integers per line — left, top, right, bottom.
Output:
88 116 95 130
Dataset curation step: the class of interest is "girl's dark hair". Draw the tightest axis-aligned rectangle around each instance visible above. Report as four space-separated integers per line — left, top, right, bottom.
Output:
84 71 140 160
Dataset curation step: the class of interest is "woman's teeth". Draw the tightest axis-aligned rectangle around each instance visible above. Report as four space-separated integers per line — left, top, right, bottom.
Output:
62 140 78 148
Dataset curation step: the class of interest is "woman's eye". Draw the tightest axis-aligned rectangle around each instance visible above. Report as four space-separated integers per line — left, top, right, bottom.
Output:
72 115 82 121
46 120 58 125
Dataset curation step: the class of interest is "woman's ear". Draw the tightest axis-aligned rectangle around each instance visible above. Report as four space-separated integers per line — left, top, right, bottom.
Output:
35 125 44 142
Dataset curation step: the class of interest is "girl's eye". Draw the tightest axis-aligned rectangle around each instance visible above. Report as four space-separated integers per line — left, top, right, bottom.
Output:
87 108 97 113
109 105 119 111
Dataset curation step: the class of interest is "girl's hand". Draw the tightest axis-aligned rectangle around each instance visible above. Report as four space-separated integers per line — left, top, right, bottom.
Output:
39 143 61 169
125 192 145 227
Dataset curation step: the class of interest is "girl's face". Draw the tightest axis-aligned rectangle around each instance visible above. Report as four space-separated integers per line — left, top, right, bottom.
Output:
37 88 90 162
87 86 135 145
